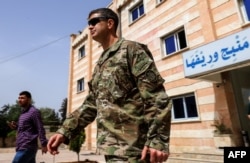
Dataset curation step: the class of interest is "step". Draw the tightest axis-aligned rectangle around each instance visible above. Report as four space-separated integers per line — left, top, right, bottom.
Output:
167 157 223 163
167 150 223 163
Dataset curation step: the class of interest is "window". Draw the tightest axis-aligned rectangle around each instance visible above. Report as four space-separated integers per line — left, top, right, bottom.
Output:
163 28 187 55
77 78 84 92
157 0 165 4
239 0 250 22
130 3 144 22
172 93 198 121
78 45 85 59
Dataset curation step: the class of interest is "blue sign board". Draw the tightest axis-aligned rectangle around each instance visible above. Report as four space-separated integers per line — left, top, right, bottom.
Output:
183 28 250 77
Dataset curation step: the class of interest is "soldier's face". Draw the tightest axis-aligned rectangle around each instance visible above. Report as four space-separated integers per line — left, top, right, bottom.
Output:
88 13 109 42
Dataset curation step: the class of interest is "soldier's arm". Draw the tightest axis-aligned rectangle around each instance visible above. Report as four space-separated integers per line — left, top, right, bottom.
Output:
56 92 97 144
128 43 172 153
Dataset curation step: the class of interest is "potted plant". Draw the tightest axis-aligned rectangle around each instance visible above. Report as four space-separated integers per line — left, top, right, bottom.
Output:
212 120 232 135
212 120 235 148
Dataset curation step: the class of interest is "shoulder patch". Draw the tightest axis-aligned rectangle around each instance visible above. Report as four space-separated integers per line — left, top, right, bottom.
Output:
145 70 157 83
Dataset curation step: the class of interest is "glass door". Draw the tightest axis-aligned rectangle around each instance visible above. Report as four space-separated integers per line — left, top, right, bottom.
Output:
230 66 250 141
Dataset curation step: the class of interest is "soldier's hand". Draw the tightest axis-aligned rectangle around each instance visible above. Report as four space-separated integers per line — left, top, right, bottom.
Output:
47 133 65 155
141 146 169 163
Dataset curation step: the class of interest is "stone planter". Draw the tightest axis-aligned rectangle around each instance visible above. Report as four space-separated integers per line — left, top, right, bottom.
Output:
214 134 235 148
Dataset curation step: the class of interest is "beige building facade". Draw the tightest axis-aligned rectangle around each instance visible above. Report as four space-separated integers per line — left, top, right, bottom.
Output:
67 0 250 157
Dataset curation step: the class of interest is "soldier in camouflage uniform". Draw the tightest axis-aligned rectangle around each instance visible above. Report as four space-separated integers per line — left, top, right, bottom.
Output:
47 8 172 163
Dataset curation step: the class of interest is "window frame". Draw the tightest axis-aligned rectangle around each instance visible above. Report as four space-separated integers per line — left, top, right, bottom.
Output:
162 27 187 56
171 93 199 122
156 0 165 5
77 78 84 93
130 1 145 23
239 0 250 23
78 45 86 60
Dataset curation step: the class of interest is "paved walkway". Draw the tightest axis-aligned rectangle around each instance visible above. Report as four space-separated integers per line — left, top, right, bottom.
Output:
0 147 106 163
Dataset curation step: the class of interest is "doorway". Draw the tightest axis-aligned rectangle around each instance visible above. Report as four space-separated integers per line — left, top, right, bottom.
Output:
230 66 250 142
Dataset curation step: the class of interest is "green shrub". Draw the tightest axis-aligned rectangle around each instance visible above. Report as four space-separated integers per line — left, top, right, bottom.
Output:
7 130 17 137
212 120 232 134
49 126 58 132
69 130 86 162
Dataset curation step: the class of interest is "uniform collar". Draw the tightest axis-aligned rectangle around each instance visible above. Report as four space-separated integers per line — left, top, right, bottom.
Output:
97 38 124 66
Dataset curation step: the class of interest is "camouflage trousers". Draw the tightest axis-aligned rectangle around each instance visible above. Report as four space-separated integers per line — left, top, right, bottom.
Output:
105 155 150 163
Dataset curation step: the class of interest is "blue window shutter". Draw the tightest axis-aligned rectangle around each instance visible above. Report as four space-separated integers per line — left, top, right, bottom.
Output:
165 35 176 54
139 5 144 16
244 0 250 20
132 9 138 21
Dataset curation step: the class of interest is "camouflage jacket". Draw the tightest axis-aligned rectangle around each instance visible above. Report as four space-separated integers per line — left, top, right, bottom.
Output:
57 38 172 156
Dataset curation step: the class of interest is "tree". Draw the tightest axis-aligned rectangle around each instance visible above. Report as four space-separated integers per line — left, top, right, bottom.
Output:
0 105 10 147
5 103 22 122
0 104 10 114
69 130 86 162
0 104 20 147
59 98 67 123
0 115 9 147
39 107 60 126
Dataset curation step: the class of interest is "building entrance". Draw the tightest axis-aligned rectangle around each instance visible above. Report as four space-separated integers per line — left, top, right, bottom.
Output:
230 65 250 144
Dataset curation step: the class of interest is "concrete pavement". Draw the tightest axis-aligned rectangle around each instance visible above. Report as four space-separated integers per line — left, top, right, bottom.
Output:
0 147 106 163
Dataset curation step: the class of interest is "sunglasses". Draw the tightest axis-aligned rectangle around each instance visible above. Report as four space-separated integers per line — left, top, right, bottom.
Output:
88 16 108 26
